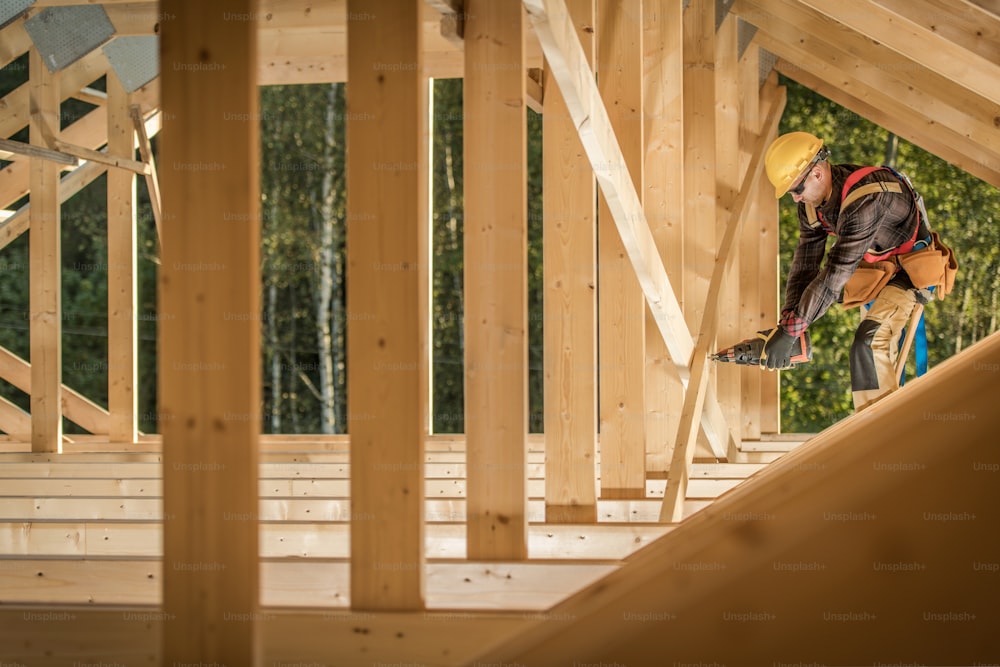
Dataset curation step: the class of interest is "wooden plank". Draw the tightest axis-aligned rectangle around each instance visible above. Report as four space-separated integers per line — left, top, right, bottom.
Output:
678 0 720 463
51 140 148 175
800 0 1000 105
757 73 782 434
0 474 736 502
659 79 786 523
346 0 427 609
735 0 1000 173
0 521 671 560
541 0 597 523
715 12 742 455
130 105 163 244
0 345 109 435
0 497 710 524
0 395 31 441
0 18 32 71
0 48 108 147
596 0 645 500
0 102 108 209
466 330 1000 666
642 0 685 476
769 58 1000 189
524 0 732 460
0 138 78 166
463 0 529 560
28 48 63 454
0 607 530 667
106 73 138 444
737 44 762 442
159 0 261 663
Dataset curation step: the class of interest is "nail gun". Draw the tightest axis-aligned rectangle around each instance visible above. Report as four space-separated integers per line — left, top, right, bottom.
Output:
711 328 812 367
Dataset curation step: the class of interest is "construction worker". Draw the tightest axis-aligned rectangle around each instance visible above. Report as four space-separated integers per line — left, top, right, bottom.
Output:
761 131 954 411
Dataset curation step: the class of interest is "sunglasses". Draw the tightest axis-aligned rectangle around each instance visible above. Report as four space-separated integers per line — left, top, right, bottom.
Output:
788 166 814 196
787 147 830 197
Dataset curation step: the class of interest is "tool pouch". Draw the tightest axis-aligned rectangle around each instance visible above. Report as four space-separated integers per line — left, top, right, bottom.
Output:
842 260 896 308
897 231 957 298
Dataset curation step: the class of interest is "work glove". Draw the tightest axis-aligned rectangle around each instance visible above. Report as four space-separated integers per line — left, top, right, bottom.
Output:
762 326 796 370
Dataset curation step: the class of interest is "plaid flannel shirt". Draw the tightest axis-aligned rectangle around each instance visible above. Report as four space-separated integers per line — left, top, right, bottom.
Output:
779 164 919 336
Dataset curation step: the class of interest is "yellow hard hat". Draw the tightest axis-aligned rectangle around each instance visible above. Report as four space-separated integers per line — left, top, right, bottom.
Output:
764 131 825 198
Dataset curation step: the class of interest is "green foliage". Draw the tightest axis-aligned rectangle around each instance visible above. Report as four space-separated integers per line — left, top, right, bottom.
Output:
2 55 996 439
777 77 1000 431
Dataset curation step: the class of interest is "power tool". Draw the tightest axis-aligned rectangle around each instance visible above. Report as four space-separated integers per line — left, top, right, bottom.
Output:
711 328 812 367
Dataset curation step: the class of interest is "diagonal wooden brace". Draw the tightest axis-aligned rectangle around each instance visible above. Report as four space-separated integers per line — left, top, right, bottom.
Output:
659 82 787 523
523 0 734 457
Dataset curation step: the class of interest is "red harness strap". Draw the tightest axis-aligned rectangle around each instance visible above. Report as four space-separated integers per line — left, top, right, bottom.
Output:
817 166 921 262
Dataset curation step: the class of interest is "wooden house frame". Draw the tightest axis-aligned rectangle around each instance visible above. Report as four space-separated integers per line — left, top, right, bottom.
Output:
0 0 998 664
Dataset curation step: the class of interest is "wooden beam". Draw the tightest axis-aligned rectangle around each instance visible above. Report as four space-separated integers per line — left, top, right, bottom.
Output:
734 0 1000 179
52 140 149 175
596 0 645 500
642 0 686 478
660 80 786 523
159 0 261 662
758 74 783 434
28 47 63 453
524 0 733 460
73 86 109 106
0 521 672 561
737 44 763 441
107 73 138 444
1 80 159 212
0 48 108 145
464 0 529 560
131 106 163 243
0 138 78 166
525 67 545 113
347 0 427 609
542 0 598 523
770 58 1000 189
799 0 1000 106
0 18 32 71
715 11 743 455
0 394 31 441
0 161 108 252
0 344 110 435
466 330 1000 665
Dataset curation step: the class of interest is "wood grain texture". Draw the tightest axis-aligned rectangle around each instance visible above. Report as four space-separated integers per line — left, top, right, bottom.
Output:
159 0 262 662
542 0 598 523
346 0 427 608
463 0 529 560
28 48 62 453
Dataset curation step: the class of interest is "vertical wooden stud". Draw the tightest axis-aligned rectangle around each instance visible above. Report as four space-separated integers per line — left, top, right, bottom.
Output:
107 73 138 444
28 48 62 453
738 43 763 442
464 0 529 560
643 0 685 477
597 0 646 500
543 0 599 523
759 72 782 433
160 1 261 663
716 11 742 452
347 0 427 607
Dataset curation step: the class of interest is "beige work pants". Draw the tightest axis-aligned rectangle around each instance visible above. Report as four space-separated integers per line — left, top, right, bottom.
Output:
850 284 920 411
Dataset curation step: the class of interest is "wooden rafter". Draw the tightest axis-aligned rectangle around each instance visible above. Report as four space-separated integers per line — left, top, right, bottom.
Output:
734 0 1000 186
771 59 1000 189
798 0 1000 106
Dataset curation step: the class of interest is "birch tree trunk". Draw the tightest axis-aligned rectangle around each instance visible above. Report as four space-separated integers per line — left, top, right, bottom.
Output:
314 82 340 434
